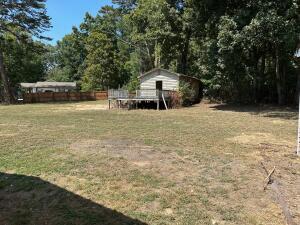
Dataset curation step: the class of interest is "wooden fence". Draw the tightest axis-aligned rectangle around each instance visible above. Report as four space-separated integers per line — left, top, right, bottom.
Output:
23 91 108 103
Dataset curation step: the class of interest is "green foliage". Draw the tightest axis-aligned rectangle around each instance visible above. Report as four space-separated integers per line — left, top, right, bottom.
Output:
125 75 140 92
2 34 47 86
178 80 195 106
81 31 120 91
47 27 87 82
189 0 300 104
124 52 141 91
0 0 51 40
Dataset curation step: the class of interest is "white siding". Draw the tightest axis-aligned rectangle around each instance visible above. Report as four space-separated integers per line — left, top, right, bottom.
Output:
140 70 179 90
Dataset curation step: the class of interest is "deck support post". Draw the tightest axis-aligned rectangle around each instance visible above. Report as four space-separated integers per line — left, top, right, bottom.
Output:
109 100 111 110
157 100 159 110
162 93 168 110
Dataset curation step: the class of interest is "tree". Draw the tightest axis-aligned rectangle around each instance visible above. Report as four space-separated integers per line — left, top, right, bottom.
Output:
2 34 47 86
47 13 95 83
128 0 177 71
112 0 137 13
81 31 120 91
52 28 87 81
0 0 51 104
80 5 132 91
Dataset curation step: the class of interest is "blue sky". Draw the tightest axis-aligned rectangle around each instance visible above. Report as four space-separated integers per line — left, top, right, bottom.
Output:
44 0 112 45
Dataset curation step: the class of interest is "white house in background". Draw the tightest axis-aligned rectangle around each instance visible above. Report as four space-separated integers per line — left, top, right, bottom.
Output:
139 68 202 101
20 82 77 93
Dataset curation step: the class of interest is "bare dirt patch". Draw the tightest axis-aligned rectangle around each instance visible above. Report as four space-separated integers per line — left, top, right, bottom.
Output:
0 132 17 137
54 103 108 112
272 120 286 125
74 104 108 111
70 138 200 183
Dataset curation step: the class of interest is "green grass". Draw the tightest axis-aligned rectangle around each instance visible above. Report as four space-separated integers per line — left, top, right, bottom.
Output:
0 100 299 225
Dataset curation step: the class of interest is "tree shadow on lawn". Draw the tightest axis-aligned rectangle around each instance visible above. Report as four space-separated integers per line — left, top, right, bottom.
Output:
209 104 298 120
0 172 147 225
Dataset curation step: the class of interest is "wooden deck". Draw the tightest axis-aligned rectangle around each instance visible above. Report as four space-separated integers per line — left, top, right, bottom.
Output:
108 89 173 110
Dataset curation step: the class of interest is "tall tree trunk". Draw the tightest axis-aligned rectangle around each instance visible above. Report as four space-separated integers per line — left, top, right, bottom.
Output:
144 41 154 71
154 40 161 68
253 58 259 104
296 59 300 105
258 53 266 102
178 30 191 74
252 49 261 104
275 47 285 105
0 49 14 104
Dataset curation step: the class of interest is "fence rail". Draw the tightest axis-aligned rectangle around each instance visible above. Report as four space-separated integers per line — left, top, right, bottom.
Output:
23 91 108 103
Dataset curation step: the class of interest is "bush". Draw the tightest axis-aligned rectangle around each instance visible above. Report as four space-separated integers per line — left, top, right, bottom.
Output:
170 91 181 108
178 81 195 106
125 75 140 92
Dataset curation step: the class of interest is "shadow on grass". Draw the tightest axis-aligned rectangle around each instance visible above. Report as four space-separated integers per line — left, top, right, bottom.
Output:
209 104 298 120
0 172 147 225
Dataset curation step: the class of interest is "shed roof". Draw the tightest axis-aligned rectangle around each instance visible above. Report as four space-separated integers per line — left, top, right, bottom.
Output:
20 82 77 88
139 68 200 81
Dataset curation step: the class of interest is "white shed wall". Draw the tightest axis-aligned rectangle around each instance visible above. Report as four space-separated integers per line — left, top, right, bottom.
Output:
140 70 179 90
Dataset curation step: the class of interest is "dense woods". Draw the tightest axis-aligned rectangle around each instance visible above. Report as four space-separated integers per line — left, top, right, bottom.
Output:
1 0 299 105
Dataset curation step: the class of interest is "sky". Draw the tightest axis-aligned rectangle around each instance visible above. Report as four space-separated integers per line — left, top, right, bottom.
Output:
44 0 112 45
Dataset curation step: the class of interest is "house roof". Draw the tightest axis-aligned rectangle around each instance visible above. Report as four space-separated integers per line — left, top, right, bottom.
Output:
20 82 77 89
20 83 36 88
139 68 200 81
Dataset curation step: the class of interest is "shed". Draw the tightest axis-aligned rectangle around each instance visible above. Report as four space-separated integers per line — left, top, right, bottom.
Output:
139 68 202 102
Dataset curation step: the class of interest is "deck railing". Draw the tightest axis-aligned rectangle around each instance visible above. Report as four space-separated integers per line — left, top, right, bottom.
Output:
108 89 173 100
136 89 159 99
108 89 129 99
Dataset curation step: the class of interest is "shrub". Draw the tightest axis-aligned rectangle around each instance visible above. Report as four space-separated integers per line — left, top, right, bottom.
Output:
178 81 195 106
125 75 140 92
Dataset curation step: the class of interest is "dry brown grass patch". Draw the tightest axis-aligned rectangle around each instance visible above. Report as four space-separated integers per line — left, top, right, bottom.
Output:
227 132 292 147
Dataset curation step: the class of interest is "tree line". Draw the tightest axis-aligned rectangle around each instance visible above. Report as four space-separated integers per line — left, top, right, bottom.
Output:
1 0 299 105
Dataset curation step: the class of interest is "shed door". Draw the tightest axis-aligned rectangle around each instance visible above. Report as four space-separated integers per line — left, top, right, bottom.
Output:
156 81 163 91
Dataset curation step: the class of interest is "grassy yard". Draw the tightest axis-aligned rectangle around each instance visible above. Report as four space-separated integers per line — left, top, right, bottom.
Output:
0 101 299 225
